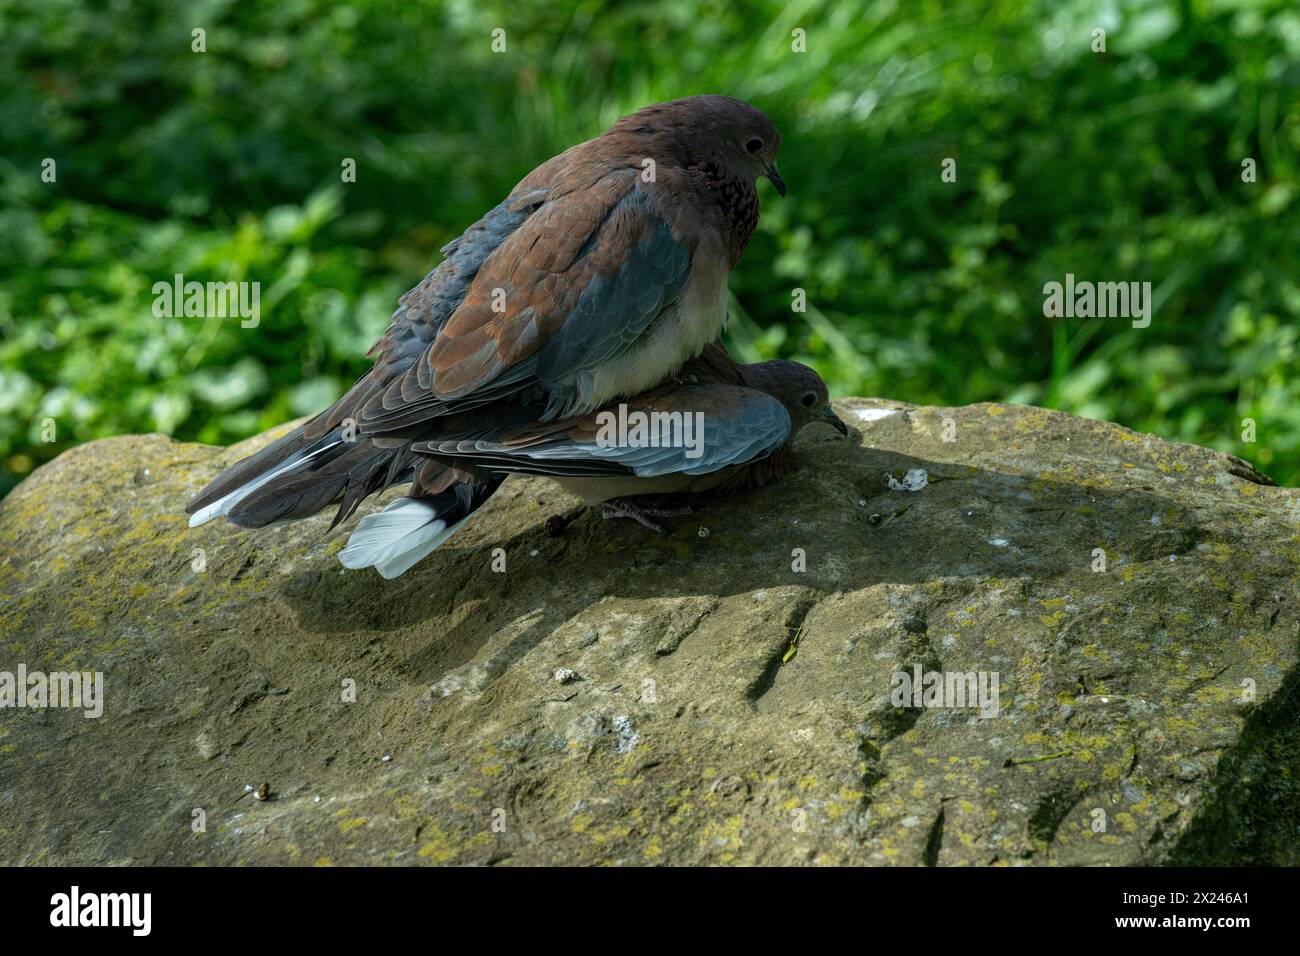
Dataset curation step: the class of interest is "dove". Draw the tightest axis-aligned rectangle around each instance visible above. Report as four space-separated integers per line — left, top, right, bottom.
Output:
334 342 847 577
186 95 794 572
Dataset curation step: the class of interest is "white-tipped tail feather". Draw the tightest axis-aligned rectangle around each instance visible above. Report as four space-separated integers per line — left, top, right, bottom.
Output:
338 497 471 579
188 439 342 528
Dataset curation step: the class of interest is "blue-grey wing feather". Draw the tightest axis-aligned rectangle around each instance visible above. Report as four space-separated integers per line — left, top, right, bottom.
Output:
471 386 791 478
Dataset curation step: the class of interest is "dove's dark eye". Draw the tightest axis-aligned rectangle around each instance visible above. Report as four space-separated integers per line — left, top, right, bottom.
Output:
800 391 818 408
746 137 763 154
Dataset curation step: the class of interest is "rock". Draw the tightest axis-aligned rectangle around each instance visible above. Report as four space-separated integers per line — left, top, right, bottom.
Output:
0 399 1297 866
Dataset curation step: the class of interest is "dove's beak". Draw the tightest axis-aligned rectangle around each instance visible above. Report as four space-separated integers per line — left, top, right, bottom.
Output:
764 161 786 197
822 406 849 437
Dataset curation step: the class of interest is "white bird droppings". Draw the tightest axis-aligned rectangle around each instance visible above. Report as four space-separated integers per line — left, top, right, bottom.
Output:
885 469 929 492
855 407 898 422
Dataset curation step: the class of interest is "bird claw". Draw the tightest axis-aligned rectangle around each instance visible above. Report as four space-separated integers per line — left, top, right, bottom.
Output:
600 498 693 534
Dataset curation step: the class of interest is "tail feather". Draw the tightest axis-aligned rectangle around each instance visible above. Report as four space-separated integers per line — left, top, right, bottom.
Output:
337 478 502 579
188 424 427 531
187 434 343 527
325 444 422 531
186 425 311 517
185 370 506 577
185 369 389 525
224 442 417 530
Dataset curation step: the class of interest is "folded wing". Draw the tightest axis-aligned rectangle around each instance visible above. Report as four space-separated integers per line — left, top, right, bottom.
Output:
411 384 791 479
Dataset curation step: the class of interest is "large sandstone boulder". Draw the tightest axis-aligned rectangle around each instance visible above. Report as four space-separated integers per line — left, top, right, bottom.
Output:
1 399 1296 865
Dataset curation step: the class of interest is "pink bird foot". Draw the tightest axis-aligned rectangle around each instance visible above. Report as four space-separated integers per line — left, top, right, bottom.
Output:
600 497 694 534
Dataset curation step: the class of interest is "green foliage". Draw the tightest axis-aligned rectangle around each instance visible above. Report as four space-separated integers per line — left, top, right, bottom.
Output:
1 0 1297 496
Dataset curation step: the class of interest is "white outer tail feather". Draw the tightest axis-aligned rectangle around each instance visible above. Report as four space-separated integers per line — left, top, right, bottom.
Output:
338 497 471 579
188 439 342 528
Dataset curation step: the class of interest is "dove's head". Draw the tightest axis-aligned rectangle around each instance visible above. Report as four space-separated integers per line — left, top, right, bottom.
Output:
618 95 785 196
740 359 848 439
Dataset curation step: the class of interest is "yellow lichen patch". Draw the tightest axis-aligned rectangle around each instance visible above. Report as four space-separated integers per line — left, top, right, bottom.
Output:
412 820 468 864
598 821 636 846
698 814 745 853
